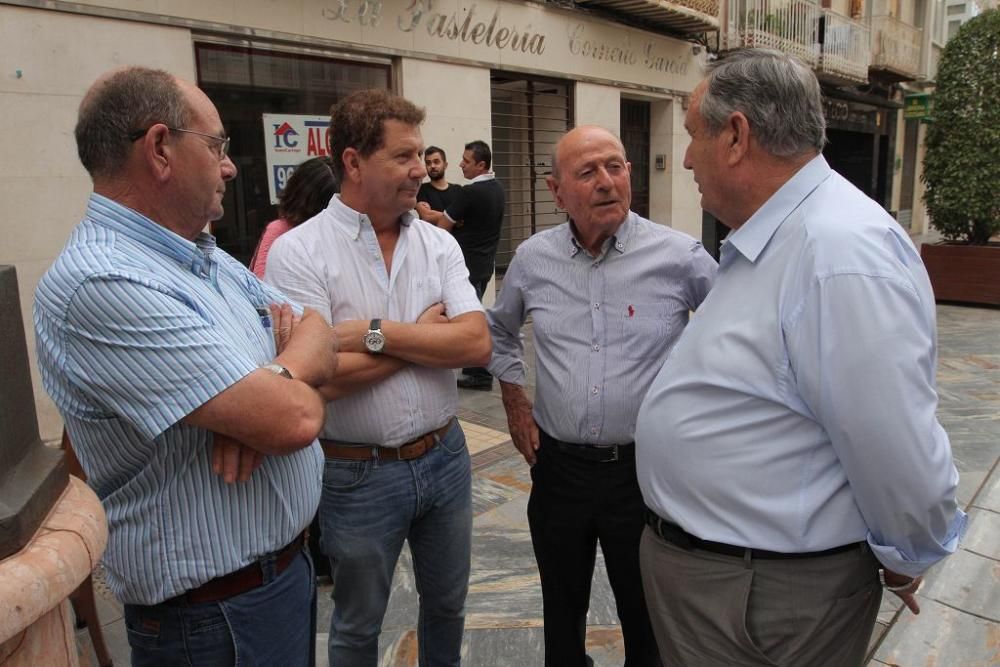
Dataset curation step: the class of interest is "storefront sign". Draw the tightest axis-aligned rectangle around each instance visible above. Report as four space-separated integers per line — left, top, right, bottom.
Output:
903 93 933 120
262 113 331 204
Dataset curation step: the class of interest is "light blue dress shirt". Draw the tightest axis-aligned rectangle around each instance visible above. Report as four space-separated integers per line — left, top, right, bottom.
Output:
636 157 965 577
34 194 323 604
488 213 717 444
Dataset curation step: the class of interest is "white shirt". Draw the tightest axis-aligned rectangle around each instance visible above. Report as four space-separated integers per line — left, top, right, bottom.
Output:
266 195 483 446
636 156 965 577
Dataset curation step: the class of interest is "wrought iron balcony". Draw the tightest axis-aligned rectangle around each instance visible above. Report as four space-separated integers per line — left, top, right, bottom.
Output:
817 8 870 84
574 0 719 34
869 14 923 80
720 0 820 66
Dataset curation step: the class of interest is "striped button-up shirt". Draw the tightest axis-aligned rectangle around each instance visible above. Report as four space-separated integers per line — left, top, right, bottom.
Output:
266 195 483 446
34 194 322 605
487 212 717 445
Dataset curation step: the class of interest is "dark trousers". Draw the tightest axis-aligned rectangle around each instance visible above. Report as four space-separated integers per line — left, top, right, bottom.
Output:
462 276 492 382
527 431 661 666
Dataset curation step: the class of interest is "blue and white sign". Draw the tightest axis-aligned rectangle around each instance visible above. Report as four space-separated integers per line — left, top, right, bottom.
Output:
262 113 331 204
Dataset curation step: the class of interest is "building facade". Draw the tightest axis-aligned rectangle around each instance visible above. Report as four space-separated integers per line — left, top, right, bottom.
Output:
1 0 712 440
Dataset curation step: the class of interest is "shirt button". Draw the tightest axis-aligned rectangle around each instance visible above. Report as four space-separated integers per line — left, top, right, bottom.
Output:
615 242 624 250
593 344 600 351
592 386 599 395
594 303 600 310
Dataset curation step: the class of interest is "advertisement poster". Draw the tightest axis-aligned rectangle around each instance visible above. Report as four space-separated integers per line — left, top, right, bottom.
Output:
262 113 331 204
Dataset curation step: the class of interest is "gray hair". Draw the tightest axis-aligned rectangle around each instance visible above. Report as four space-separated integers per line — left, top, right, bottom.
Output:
701 49 826 156
75 67 190 179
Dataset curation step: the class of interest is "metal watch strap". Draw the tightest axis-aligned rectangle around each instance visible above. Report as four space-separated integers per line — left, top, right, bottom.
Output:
261 363 293 380
370 318 381 333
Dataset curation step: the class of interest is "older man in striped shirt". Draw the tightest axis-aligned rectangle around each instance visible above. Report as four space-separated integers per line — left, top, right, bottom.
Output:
34 67 338 665
487 125 717 666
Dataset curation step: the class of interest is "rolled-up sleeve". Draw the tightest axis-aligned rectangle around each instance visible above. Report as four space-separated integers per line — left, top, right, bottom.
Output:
787 271 966 577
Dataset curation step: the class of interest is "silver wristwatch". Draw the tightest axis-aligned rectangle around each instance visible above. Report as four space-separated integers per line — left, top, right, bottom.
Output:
363 318 386 354
261 362 294 380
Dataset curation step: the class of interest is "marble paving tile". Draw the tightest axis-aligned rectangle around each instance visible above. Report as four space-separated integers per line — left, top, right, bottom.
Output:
918 549 1000 621
960 507 1000 561
472 474 529 517
972 462 1000 513
873 597 1000 666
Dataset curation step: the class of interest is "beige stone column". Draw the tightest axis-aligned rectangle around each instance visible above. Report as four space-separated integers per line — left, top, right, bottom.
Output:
0 477 108 666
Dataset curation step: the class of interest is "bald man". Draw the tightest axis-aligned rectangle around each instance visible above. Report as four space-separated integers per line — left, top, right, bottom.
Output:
486 126 717 665
35 67 338 664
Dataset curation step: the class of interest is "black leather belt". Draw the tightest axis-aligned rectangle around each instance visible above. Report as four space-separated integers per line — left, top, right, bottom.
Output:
539 430 633 463
645 509 862 560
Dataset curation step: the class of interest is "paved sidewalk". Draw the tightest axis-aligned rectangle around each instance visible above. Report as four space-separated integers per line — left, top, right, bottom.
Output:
80 304 1000 666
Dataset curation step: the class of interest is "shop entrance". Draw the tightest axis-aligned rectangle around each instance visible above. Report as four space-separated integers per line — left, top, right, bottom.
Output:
621 98 651 219
490 73 573 273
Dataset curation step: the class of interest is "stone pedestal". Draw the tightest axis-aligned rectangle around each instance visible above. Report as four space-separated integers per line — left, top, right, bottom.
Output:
0 477 108 665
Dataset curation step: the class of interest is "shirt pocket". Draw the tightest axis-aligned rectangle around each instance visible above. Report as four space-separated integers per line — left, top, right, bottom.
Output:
615 302 677 360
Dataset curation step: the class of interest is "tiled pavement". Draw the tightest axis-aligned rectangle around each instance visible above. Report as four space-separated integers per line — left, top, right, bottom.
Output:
80 304 1000 666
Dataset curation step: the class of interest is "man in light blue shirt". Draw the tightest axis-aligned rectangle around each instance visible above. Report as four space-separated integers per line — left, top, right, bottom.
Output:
35 67 338 665
636 49 966 666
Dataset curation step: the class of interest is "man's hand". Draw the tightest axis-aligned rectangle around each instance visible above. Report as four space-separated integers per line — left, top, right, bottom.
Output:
500 381 540 465
882 569 923 614
278 307 339 386
270 303 301 354
416 201 433 220
418 302 449 324
212 433 265 483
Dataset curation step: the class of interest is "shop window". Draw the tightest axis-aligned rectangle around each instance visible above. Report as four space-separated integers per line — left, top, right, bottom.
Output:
195 40 390 264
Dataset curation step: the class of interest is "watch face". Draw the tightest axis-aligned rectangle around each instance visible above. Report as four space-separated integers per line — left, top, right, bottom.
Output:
364 330 386 353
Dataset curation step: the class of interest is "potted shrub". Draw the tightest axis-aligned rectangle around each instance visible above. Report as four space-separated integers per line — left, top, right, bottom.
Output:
920 8 1000 305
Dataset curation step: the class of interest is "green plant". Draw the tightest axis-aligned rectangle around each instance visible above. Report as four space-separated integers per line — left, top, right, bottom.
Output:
922 9 1000 244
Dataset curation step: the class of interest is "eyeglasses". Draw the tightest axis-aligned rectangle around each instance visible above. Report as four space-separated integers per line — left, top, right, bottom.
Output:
129 126 231 160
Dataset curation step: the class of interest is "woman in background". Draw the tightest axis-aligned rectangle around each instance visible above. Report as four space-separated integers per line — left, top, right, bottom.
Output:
250 155 338 278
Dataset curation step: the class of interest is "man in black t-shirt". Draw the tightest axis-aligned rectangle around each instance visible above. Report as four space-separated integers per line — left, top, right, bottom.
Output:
419 140 506 391
416 145 462 216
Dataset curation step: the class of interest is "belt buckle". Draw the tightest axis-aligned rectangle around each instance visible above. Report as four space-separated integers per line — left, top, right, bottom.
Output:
608 445 619 462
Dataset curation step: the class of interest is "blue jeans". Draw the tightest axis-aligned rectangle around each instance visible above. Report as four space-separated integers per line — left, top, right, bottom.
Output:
320 420 472 666
124 549 316 666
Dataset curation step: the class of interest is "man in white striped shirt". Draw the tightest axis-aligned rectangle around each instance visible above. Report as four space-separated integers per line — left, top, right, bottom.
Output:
266 89 491 666
34 67 338 665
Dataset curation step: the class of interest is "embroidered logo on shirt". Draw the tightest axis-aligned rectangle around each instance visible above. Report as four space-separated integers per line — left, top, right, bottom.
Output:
628 305 635 318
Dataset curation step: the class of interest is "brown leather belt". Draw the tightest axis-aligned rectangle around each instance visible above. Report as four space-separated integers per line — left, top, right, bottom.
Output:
163 533 305 606
320 417 456 461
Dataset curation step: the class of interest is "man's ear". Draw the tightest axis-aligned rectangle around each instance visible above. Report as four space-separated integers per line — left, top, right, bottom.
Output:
142 124 173 183
341 147 362 183
725 112 751 166
545 175 563 210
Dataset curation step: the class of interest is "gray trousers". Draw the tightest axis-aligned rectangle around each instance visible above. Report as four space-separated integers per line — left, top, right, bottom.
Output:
639 527 882 666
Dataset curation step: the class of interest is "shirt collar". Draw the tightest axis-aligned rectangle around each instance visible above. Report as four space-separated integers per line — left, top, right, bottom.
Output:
85 193 218 278
326 194 416 240
468 172 495 184
566 211 633 258
725 155 832 264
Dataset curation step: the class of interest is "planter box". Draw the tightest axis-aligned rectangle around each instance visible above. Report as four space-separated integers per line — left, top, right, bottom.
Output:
920 242 1000 306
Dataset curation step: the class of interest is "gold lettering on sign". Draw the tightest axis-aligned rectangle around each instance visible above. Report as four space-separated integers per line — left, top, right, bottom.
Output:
398 1 546 55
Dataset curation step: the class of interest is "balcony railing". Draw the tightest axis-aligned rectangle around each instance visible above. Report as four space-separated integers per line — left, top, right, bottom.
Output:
869 14 922 80
818 8 870 84
721 0 820 66
574 0 720 33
